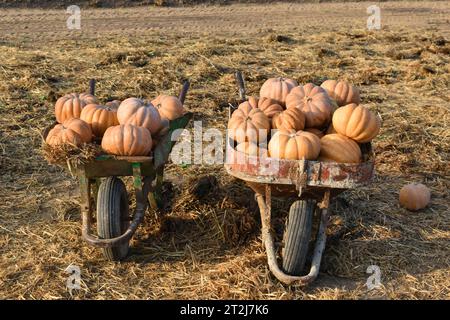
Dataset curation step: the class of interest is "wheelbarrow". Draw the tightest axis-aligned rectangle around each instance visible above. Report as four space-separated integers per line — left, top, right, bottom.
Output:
43 80 192 261
224 72 375 285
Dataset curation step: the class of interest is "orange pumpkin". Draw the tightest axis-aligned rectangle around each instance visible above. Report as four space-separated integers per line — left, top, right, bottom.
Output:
259 77 298 106
80 103 119 137
228 104 270 143
268 129 321 160
272 107 305 131
117 98 162 135
239 96 284 121
399 183 431 211
321 80 360 107
102 124 153 156
46 118 92 147
152 95 184 121
319 134 361 163
332 103 381 143
305 128 325 139
286 83 333 129
54 93 97 123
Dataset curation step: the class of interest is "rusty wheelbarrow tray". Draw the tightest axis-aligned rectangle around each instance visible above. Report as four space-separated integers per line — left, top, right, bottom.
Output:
43 80 192 261
224 72 375 285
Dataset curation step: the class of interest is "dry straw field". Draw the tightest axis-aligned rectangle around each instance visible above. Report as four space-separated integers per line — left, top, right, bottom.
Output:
0 1 449 299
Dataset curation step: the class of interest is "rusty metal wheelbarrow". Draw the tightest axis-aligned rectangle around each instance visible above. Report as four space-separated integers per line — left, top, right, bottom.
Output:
225 72 375 285
44 80 192 261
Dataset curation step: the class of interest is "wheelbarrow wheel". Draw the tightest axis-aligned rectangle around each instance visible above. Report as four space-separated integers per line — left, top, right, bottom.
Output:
97 177 130 261
282 199 315 276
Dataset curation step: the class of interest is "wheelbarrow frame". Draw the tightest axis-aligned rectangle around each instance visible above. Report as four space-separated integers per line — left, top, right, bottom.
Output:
225 72 375 285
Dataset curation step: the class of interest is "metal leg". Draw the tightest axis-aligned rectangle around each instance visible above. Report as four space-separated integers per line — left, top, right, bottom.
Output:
255 186 331 285
148 165 164 211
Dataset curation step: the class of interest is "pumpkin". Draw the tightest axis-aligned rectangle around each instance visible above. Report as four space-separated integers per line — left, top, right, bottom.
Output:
286 83 333 128
105 100 121 109
272 107 305 131
268 129 321 160
80 103 119 137
46 118 92 147
399 183 431 211
318 134 361 163
102 124 153 156
54 93 97 123
332 103 381 143
117 98 162 135
236 141 268 157
152 95 184 121
259 77 298 106
239 96 284 121
321 80 360 107
305 128 325 139
228 104 270 143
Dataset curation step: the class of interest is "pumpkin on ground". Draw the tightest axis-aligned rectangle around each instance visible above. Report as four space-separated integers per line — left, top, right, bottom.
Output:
228 104 270 143
80 103 119 137
272 107 306 132
305 127 325 139
332 103 381 143
399 183 431 211
152 95 184 121
239 96 283 121
117 98 162 135
102 124 153 156
46 118 92 147
268 129 321 160
54 93 97 123
286 83 333 129
259 77 298 107
321 80 361 107
319 133 361 163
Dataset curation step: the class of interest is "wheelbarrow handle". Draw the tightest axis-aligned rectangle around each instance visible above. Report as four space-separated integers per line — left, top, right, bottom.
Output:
179 80 190 104
235 71 246 102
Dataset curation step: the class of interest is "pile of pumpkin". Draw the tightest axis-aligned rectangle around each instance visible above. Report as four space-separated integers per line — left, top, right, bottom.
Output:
228 78 381 163
45 93 185 156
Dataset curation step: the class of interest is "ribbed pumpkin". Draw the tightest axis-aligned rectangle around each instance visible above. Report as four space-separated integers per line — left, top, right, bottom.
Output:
228 104 270 143
80 103 119 137
332 103 381 143
46 118 92 147
319 134 361 163
321 80 360 107
117 98 162 135
268 130 321 160
259 77 298 107
152 95 184 121
305 128 325 139
54 93 97 123
272 107 305 131
399 183 431 211
102 124 153 156
239 96 283 120
286 83 333 129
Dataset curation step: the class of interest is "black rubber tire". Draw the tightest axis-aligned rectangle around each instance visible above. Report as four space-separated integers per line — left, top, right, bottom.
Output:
282 199 315 276
96 177 130 261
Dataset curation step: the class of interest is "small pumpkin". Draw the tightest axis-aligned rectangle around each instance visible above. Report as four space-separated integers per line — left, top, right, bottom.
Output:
239 96 283 121
152 95 184 121
332 103 381 143
228 104 270 143
268 129 321 160
272 107 305 131
117 98 162 135
80 103 119 137
286 83 333 129
304 128 325 139
319 134 361 163
321 80 360 107
46 118 92 147
102 124 153 156
259 77 298 106
399 183 431 211
54 93 97 123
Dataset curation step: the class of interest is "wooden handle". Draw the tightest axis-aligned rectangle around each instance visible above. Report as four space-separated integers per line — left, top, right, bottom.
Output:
235 71 246 102
179 80 190 104
89 79 96 96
